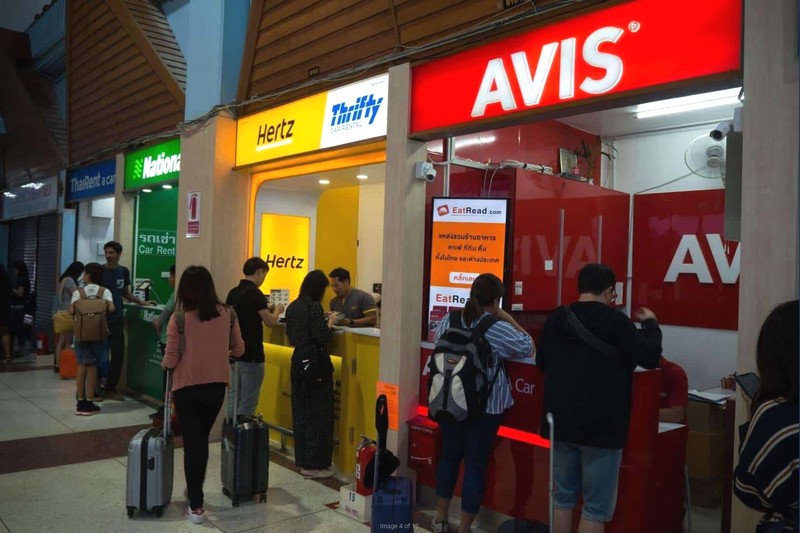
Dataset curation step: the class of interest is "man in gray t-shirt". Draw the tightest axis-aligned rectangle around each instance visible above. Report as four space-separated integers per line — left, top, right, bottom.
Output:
328 267 377 327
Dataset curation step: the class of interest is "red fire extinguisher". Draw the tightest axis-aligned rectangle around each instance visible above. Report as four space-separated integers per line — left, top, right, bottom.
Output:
36 332 49 355
355 436 377 496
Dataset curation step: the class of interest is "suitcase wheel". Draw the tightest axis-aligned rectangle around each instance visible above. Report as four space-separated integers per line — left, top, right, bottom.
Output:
126 506 135 518
259 493 267 503
232 498 240 507
154 506 164 518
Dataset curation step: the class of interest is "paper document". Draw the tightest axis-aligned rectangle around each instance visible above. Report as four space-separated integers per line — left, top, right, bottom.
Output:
688 390 730 405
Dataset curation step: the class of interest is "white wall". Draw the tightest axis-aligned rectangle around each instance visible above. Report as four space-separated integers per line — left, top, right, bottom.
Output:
357 183 385 292
611 125 737 390
253 187 320 268
76 198 115 265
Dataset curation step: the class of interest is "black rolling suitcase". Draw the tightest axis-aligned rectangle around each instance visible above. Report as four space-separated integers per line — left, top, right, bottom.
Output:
220 362 269 506
498 412 556 532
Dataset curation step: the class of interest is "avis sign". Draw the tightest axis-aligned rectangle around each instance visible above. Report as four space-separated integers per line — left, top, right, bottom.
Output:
410 0 742 134
632 190 739 331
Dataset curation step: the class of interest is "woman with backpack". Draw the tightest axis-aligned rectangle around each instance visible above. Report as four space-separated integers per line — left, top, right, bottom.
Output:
161 265 245 525
54 262 84 371
9 261 31 358
431 273 534 533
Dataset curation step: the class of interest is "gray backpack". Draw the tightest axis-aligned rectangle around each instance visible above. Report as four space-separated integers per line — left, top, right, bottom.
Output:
427 311 499 423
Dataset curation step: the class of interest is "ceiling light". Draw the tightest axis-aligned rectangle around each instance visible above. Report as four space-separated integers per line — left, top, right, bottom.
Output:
162 184 173 189
141 188 152 193
3 192 16 198
356 174 368 180
636 88 741 119
318 179 330 185
20 182 43 189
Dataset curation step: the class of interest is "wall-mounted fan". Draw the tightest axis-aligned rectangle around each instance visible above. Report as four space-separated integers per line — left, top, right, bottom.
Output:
684 135 726 184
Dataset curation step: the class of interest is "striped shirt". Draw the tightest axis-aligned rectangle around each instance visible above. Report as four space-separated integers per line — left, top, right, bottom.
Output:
733 398 799 532
434 311 534 414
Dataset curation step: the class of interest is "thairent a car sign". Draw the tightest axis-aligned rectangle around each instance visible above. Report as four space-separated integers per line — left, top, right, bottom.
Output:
410 0 742 135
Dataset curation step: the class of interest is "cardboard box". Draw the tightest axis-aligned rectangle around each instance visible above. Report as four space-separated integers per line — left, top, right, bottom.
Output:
689 477 723 508
687 400 725 432
687 430 725 480
338 483 371 523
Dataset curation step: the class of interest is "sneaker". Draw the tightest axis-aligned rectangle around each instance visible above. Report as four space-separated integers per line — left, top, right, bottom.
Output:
433 519 449 533
76 401 101 416
186 506 205 525
300 468 334 479
106 391 125 401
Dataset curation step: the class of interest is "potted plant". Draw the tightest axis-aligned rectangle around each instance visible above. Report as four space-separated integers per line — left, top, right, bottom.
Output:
573 138 617 183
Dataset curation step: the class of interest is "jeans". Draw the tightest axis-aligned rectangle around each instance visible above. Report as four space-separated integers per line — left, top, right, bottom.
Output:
173 382 226 510
229 361 264 417
435 413 503 514
105 320 125 391
552 442 623 523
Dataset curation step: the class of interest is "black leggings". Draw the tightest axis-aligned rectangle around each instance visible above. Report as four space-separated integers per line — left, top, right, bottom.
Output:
173 382 226 510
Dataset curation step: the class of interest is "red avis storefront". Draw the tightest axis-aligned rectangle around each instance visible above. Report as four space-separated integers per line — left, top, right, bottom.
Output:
406 0 741 531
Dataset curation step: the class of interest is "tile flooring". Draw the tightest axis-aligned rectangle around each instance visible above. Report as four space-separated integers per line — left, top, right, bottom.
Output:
0 360 721 532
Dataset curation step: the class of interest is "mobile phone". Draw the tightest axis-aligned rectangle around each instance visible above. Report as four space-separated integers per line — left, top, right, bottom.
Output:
735 372 761 400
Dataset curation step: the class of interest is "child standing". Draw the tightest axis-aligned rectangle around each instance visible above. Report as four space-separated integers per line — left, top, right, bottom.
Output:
70 263 115 416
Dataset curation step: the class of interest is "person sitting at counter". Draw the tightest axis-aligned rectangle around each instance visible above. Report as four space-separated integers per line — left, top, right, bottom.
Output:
328 267 377 327
537 264 662 533
659 356 688 423
285 270 338 479
432 273 534 533
225 257 284 418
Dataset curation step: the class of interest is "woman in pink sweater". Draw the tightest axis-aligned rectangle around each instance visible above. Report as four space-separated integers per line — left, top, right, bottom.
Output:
162 266 244 525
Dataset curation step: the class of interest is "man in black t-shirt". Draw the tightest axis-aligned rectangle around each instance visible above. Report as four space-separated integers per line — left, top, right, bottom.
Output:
537 264 662 533
225 257 284 418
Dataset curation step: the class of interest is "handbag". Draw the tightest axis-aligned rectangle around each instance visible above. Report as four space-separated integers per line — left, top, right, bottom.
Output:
52 310 75 334
297 343 334 387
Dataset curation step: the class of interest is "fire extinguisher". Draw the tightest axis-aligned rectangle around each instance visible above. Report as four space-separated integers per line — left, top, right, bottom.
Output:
36 332 49 355
355 436 377 496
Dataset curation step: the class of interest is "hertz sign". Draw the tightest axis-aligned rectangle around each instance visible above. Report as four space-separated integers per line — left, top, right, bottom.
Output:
236 74 389 167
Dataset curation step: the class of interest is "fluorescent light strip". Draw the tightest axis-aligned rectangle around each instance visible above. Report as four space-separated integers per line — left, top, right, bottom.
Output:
636 97 741 119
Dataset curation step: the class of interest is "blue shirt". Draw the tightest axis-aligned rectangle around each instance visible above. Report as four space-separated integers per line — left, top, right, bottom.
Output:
434 311 534 414
101 265 130 322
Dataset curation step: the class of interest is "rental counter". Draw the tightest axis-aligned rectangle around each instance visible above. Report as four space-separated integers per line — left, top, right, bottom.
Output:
124 303 165 399
257 324 381 474
412 345 688 532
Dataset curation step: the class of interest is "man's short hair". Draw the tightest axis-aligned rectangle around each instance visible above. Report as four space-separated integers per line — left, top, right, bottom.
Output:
329 267 350 283
103 241 122 254
578 264 616 296
84 263 104 285
169 264 176 275
243 257 269 276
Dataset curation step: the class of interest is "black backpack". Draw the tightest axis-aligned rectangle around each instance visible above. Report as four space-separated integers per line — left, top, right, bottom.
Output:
427 310 499 423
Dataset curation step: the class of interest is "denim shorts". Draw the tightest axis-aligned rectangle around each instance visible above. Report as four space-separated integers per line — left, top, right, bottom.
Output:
76 341 108 366
553 442 623 523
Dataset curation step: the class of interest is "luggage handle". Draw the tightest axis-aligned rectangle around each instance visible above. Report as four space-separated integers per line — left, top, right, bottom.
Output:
546 412 555 529
164 370 173 439
228 360 239 423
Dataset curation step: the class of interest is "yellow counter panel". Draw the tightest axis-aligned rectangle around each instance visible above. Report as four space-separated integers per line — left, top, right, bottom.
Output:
256 325 381 474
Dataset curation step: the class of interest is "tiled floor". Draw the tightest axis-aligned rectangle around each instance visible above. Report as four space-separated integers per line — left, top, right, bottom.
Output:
0 363 721 532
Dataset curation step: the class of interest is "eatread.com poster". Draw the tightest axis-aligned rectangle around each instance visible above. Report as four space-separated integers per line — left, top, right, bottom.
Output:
427 198 509 341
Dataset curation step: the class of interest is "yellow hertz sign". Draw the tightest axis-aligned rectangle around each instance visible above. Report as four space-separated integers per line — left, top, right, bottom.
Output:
259 213 310 304
236 74 389 167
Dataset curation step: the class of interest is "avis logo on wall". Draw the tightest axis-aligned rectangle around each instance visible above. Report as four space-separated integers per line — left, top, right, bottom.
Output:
632 190 739 331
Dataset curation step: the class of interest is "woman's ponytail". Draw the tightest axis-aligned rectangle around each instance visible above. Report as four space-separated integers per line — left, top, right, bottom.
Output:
462 273 505 325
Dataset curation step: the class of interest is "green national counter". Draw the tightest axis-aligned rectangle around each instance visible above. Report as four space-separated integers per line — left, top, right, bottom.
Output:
124 303 165 399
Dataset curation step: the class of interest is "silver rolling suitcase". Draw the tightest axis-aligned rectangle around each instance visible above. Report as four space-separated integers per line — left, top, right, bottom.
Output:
126 371 174 518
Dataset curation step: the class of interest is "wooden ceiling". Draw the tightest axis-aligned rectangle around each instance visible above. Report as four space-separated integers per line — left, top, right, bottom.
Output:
67 0 186 165
237 0 604 115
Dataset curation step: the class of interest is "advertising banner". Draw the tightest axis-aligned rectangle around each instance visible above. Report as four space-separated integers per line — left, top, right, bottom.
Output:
1 176 58 219
427 198 509 341
632 190 739 330
259 213 311 304
67 160 116 202
124 138 181 190
410 0 742 135
236 74 388 167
